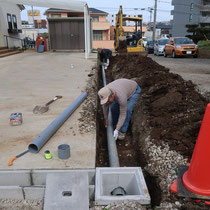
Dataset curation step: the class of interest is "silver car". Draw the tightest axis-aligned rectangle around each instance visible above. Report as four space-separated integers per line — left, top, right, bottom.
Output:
154 38 169 56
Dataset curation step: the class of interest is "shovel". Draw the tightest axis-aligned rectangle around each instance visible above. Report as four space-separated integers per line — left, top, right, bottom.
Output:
33 95 62 114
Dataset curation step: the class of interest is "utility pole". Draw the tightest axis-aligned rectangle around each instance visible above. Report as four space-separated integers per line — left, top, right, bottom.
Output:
31 6 35 28
152 0 157 41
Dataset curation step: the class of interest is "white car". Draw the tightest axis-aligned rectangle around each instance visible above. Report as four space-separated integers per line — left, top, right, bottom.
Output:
154 38 169 56
142 37 148 48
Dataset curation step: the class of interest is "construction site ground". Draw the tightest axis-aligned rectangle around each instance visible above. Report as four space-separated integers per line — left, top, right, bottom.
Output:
0 52 97 170
149 54 210 94
95 54 210 209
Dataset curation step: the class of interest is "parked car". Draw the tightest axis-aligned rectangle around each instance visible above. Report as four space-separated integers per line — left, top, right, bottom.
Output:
154 38 169 56
145 40 154 54
164 37 198 58
142 37 148 48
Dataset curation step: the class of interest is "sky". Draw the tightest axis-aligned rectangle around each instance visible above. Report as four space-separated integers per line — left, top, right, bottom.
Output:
21 0 173 22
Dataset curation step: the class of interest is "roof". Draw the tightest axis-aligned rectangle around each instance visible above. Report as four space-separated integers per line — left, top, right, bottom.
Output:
89 8 107 15
45 7 107 15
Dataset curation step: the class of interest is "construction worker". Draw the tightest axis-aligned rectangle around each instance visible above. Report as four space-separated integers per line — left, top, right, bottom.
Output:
98 78 141 140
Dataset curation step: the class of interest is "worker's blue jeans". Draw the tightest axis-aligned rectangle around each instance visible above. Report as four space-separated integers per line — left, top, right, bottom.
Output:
111 85 141 133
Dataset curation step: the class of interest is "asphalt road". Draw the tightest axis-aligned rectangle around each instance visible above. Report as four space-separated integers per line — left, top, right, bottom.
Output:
148 54 210 94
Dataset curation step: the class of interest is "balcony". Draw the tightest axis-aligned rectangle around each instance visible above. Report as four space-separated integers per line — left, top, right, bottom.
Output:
8 28 22 34
200 4 210 11
200 16 210 23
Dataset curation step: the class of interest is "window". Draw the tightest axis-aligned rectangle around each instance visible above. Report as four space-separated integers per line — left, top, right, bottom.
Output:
189 14 193 21
51 14 61 18
12 15 17 29
93 31 102 40
7 14 12 30
92 16 99 22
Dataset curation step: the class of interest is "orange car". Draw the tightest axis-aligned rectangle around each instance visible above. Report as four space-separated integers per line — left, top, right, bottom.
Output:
164 37 198 58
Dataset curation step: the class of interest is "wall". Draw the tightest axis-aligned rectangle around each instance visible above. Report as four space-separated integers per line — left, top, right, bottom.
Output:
92 40 114 49
92 21 110 30
22 29 38 40
0 7 3 46
0 2 23 48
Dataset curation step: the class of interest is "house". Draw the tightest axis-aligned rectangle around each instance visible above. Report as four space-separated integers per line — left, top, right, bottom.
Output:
0 2 24 48
171 0 210 37
44 8 112 50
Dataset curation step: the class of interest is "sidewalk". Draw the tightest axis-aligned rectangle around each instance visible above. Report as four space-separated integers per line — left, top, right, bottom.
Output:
0 52 97 169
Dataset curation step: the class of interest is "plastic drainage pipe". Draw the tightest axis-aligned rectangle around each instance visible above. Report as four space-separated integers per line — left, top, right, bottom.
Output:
28 92 87 153
101 64 120 167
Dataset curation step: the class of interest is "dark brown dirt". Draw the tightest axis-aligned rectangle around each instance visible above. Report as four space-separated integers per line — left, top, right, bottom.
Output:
96 53 210 209
106 54 208 159
199 49 210 59
117 40 128 53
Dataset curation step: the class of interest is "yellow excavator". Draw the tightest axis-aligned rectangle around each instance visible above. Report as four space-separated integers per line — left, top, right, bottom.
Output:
98 6 146 65
114 5 145 53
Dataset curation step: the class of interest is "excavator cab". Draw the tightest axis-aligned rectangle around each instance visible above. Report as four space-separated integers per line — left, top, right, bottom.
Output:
123 17 143 48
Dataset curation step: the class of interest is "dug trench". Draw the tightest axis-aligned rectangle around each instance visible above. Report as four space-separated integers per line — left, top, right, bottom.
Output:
95 54 210 209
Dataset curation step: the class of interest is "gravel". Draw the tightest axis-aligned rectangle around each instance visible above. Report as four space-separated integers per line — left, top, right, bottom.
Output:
0 199 43 210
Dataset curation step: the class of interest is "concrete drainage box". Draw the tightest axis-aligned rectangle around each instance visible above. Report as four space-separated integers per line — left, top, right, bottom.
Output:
95 167 151 205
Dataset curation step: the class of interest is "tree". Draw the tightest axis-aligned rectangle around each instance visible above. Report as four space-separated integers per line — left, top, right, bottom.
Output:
185 24 210 43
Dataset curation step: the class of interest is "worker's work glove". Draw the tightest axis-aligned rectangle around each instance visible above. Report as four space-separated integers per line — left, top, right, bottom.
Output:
113 129 119 140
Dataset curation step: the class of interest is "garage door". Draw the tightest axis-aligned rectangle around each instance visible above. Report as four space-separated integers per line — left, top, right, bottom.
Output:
48 18 85 50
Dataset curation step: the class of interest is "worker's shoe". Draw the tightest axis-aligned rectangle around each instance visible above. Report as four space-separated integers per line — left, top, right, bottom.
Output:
118 131 126 140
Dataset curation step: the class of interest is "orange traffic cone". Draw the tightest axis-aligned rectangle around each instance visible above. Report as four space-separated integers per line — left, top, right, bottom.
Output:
182 103 210 196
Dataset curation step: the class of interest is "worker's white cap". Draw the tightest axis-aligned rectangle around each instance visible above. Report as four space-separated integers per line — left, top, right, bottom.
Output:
98 87 111 105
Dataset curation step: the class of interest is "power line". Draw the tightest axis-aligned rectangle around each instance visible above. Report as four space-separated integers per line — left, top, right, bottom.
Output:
97 7 200 16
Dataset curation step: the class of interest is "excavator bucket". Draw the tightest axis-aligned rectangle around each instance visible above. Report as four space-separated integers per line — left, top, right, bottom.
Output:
118 37 127 53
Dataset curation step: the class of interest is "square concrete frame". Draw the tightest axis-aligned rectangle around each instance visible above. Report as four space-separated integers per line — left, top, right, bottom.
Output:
95 167 151 206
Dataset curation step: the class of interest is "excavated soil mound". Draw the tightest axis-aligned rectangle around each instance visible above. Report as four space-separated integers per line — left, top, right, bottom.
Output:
107 54 208 159
100 53 210 209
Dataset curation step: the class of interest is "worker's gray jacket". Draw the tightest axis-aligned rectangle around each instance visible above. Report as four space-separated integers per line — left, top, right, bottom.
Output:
103 78 137 130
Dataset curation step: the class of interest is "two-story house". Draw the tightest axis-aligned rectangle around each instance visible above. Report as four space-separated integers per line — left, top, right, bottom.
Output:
44 8 112 50
0 2 24 48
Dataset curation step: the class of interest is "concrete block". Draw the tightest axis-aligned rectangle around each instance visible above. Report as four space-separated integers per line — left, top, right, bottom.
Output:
95 167 151 206
0 170 31 186
23 186 45 200
32 169 95 185
0 186 24 200
44 172 89 210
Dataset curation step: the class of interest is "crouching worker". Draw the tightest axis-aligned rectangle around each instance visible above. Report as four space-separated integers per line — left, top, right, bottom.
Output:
98 78 141 140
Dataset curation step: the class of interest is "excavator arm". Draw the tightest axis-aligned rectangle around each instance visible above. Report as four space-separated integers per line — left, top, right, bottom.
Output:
114 6 127 51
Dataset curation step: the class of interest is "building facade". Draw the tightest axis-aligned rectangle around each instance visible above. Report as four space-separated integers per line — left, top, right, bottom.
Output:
171 0 210 37
45 8 113 49
0 2 24 48
200 0 210 27
107 14 143 27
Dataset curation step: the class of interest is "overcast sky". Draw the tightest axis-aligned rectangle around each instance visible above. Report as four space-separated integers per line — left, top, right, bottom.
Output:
21 0 173 22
